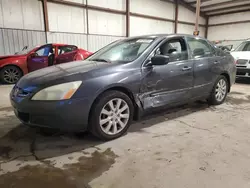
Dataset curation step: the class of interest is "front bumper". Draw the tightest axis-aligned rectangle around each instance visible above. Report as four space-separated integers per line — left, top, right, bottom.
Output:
10 95 91 132
236 68 250 78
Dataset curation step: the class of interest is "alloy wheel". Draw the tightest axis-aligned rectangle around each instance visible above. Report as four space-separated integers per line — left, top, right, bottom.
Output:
215 79 227 102
99 98 130 135
3 68 21 84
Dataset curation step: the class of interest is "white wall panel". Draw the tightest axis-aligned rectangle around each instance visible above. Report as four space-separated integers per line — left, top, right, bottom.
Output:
131 0 175 19
178 23 205 37
179 5 205 25
67 0 85 4
88 0 126 11
209 12 250 25
1 0 44 30
47 32 88 50
0 28 46 56
88 10 126 36
88 35 124 52
48 3 87 34
130 16 174 36
22 0 44 30
208 23 250 41
177 23 194 35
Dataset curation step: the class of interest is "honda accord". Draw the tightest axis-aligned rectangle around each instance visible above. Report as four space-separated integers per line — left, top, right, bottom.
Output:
10 34 236 140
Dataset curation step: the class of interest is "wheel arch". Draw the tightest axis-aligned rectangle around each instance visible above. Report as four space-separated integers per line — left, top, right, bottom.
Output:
88 85 142 124
220 72 230 92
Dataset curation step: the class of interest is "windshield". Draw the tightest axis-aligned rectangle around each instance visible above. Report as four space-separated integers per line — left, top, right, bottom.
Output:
235 41 250 52
15 46 37 55
87 38 154 63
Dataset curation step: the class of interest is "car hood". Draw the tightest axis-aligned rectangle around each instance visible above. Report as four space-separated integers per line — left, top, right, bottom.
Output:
230 51 250 60
0 54 26 60
17 60 113 89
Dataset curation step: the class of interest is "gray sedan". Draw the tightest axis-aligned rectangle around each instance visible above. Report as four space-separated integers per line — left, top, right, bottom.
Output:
10 34 236 140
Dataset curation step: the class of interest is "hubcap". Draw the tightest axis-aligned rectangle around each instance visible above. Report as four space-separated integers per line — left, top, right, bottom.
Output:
99 98 130 135
215 79 227 102
3 68 20 83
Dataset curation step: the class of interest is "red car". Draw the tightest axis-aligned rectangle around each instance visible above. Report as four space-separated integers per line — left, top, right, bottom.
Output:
0 43 92 84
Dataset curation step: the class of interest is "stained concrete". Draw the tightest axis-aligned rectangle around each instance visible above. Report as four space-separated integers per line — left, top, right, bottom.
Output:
1 81 250 188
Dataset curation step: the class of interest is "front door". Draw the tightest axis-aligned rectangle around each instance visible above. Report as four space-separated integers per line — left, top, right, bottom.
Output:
140 37 194 110
55 45 78 64
27 45 52 72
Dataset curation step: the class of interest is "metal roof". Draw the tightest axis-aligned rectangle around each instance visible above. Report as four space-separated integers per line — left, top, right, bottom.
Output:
183 0 250 16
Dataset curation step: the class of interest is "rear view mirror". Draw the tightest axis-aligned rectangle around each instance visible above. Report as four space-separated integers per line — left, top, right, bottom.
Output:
151 55 169 66
193 48 205 57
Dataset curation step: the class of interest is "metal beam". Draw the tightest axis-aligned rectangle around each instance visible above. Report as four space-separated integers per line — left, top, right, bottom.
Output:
209 19 250 27
204 4 250 14
208 8 250 16
174 0 179 33
201 0 249 9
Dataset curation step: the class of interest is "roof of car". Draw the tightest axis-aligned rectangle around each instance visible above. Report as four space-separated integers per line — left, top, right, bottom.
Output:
128 33 206 40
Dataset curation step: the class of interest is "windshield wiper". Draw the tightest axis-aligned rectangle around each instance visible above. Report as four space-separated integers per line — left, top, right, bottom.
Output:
91 58 110 63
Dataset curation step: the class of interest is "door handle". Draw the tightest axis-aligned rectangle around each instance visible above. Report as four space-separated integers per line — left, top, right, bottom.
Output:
214 61 220 64
182 67 192 71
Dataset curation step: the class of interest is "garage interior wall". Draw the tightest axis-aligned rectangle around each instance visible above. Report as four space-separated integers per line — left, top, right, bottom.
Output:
207 12 250 48
0 0 204 56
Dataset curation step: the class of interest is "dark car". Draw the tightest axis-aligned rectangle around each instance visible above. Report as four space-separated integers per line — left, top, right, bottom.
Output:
10 34 236 140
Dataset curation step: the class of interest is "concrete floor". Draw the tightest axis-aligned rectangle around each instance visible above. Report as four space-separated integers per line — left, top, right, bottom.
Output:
1 81 250 188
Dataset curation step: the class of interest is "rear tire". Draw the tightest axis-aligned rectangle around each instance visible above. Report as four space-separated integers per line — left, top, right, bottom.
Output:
0 66 22 84
89 90 134 141
208 75 228 105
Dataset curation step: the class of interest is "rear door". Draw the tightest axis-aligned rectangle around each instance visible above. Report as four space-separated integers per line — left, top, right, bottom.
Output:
186 37 220 97
140 37 194 109
55 45 78 64
27 45 52 72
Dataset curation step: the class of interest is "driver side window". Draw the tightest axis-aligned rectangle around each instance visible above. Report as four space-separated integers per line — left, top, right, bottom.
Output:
36 46 52 56
155 38 188 62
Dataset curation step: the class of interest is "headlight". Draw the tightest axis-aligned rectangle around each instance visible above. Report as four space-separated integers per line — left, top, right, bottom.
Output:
32 81 82 101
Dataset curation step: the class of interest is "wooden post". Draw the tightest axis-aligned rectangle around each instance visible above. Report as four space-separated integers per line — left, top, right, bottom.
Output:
205 16 209 39
174 0 179 33
194 0 201 35
126 0 130 37
42 0 49 42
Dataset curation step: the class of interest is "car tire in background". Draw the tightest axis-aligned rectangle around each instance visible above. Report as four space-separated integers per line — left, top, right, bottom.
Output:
208 75 229 105
0 66 22 84
89 90 134 140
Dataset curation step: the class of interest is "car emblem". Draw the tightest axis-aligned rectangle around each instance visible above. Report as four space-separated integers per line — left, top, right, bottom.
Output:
13 88 19 97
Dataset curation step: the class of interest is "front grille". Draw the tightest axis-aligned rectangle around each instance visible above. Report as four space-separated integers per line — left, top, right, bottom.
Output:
236 65 247 68
237 59 249 65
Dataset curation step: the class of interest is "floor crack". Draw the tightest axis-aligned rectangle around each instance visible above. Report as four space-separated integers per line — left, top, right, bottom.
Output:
175 120 214 133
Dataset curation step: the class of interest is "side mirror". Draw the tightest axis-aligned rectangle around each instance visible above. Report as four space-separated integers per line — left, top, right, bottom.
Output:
150 55 170 66
231 48 235 52
29 52 37 58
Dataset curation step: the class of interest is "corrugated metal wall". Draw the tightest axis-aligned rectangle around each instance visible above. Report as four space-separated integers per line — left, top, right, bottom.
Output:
0 0 45 55
0 28 46 56
0 0 209 56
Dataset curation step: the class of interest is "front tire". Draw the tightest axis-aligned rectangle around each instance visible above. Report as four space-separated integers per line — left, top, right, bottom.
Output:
208 75 228 105
0 66 22 84
89 90 134 140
